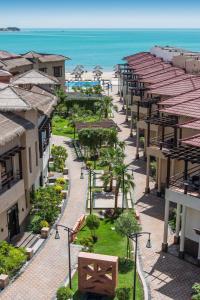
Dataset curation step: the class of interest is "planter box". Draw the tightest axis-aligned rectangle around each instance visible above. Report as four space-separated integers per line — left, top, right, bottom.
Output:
0 274 9 289
41 227 50 239
61 190 68 199
63 168 69 175
26 247 34 260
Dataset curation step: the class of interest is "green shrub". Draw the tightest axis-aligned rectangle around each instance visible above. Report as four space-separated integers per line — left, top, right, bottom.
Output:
86 214 100 240
192 283 200 300
0 241 27 277
79 236 94 252
139 136 145 148
51 145 68 172
56 177 66 186
29 215 42 233
54 184 63 194
40 220 49 229
56 286 73 300
115 287 131 300
119 257 134 274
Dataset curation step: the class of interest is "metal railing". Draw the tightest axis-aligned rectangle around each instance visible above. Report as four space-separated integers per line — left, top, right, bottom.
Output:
169 165 200 197
150 133 175 150
0 170 22 195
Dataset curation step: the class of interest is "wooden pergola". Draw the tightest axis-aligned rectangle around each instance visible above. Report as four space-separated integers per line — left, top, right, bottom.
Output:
75 119 120 132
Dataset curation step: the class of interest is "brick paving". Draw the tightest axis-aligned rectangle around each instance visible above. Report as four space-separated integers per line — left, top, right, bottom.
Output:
111 85 200 300
0 136 88 300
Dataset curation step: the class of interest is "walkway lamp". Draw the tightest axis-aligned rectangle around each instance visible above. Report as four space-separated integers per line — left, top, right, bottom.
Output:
55 224 76 290
80 166 96 214
128 232 152 300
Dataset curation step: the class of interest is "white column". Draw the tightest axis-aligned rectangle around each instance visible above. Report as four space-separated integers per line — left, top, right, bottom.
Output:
179 205 186 259
130 110 133 137
145 155 150 194
136 126 140 159
162 198 170 252
157 158 162 197
125 94 129 122
174 203 181 244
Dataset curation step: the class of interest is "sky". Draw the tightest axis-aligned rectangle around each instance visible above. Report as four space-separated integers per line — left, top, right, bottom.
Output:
1 0 200 28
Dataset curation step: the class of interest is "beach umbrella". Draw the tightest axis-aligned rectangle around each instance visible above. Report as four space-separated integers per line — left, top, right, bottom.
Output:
94 65 103 70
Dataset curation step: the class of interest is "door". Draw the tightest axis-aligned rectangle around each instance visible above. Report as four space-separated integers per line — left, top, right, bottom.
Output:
7 204 20 240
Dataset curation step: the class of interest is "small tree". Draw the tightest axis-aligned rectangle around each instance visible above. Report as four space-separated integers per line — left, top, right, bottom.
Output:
56 286 73 300
192 283 200 300
115 212 141 258
86 214 100 241
51 145 68 172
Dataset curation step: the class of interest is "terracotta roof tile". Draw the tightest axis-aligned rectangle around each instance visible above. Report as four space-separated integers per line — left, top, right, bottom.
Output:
180 119 200 130
182 134 200 148
141 68 185 84
134 63 171 76
159 89 200 106
160 98 200 118
150 76 200 97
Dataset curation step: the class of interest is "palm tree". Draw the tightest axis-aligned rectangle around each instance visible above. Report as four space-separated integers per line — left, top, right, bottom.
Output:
100 145 125 191
55 87 68 116
113 163 135 209
98 96 118 119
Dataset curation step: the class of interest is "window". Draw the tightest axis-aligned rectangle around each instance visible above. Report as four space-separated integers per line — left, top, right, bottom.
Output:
35 141 38 166
39 68 47 73
28 147 32 173
53 66 62 77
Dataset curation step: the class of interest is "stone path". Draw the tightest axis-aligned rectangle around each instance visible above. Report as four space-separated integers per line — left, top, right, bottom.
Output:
0 136 88 300
111 85 200 300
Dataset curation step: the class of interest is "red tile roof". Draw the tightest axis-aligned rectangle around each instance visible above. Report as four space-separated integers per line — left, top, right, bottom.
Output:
125 52 151 63
160 98 200 118
150 74 192 89
141 68 185 84
182 134 200 148
150 76 200 97
129 58 162 70
159 89 200 107
179 119 200 130
134 63 171 76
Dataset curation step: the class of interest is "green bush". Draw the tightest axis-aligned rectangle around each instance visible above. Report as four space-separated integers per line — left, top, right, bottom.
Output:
31 186 62 225
115 287 131 300
139 136 145 148
54 184 63 194
40 220 49 229
56 177 66 186
29 214 42 233
86 214 100 240
150 161 157 180
51 145 68 172
192 283 200 300
56 286 73 300
79 236 94 252
0 241 27 277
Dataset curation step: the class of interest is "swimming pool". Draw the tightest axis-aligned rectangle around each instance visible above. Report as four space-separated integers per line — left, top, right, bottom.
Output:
66 81 100 88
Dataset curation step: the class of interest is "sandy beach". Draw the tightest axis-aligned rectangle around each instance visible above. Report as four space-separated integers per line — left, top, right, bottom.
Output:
65 71 116 82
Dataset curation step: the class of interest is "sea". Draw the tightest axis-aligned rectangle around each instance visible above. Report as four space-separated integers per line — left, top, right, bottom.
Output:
1 29 200 71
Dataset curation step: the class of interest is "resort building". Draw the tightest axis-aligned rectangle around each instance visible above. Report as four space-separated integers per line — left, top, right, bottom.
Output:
0 50 69 86
119 47 200 263
0 71 58 241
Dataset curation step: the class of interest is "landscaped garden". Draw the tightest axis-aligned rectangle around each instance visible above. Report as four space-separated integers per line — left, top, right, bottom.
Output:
0 241 27 279
57 212 143 300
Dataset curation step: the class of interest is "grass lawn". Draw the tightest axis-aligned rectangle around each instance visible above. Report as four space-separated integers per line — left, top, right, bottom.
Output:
71 219 144 299
52 115 102 139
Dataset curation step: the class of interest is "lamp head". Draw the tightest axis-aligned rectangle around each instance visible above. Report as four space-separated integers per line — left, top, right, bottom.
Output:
55 226 60 240
146 234 152 248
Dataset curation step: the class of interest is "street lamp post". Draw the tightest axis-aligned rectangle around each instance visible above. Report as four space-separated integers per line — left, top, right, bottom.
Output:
121 166 134 211
80 166 95 214
128 232 152 300
55 224 76 290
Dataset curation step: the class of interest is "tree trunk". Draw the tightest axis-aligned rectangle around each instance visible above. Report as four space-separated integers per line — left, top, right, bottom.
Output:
114 182 120 209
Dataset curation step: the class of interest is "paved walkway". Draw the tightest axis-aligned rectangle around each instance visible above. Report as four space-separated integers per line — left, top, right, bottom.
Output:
0 136 88 300
111 85 200 300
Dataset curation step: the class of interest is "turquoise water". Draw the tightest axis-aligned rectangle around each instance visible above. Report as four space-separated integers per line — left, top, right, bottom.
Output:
1 29 200 70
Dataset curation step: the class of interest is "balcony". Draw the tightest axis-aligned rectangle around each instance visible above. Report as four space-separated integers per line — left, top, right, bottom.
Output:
150 133 175 150
0 170 22 196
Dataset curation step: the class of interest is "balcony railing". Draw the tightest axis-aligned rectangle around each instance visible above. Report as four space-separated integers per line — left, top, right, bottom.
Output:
150 133 175 150
0 170 22 195
169 165 200 198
